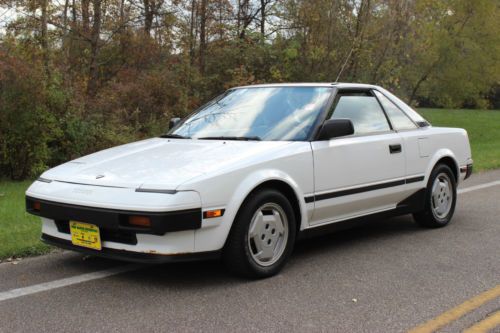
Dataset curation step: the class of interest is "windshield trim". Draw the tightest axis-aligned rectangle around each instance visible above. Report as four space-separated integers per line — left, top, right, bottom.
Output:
306 86 338 141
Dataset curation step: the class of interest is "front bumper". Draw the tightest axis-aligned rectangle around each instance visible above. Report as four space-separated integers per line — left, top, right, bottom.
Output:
41 233 219 264
25 179 211 255
26 196 202 236
26 195 205 257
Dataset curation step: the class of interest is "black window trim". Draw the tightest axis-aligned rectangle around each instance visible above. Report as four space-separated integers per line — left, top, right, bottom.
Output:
307 86 339 141
313 88 396 140
372 89 421 132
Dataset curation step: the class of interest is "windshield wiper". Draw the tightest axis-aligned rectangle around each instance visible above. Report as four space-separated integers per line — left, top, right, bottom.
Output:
159 134 191 139
198 136 261 141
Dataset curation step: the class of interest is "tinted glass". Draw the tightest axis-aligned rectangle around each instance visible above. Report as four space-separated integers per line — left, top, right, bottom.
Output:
374 91 417 130
171 87 332 141
330 95 390 134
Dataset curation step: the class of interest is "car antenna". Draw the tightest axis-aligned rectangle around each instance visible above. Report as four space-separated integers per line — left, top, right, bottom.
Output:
335 47 354 82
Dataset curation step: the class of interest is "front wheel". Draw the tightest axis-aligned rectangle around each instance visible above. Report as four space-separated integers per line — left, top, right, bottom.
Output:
413 163 457 228
222 189 296 278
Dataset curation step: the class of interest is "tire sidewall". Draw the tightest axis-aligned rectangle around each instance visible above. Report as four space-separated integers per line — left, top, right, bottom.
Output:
425 164 457 226
231 189 297 277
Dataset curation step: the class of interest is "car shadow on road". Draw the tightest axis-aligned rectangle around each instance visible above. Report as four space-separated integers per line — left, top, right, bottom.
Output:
73 214 425 289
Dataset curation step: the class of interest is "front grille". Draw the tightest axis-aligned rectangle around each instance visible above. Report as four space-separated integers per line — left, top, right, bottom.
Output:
54 220 138 245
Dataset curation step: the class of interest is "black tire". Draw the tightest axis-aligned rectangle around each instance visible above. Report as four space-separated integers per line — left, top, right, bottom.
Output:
222 188 297 279
413 163 457 228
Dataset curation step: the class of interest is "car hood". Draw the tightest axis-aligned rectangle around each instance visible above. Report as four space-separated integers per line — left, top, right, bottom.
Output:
42 138 292 190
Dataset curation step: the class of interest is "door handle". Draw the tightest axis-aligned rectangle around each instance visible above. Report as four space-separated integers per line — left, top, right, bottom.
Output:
389 144 402 154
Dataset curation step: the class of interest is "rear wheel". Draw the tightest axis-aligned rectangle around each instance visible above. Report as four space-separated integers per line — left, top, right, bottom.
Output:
413 163 457 228
222 189 296 278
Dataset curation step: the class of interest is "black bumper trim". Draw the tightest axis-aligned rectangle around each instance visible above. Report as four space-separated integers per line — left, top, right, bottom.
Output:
26 196 202 235
460 163 473 180
41 233 220 264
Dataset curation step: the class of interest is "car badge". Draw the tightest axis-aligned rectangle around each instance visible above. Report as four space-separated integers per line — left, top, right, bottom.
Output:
96 174 105 179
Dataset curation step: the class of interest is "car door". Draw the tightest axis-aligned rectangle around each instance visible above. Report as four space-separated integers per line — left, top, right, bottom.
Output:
309 89 407 226
372 90 428 183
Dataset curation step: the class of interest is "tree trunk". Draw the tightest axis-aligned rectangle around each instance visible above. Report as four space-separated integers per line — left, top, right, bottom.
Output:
199 0 208 74
144 0 153 36
347 0 371 81
82 0 90 35
238 0 249 39
71 0 77 25
260 0 266 36
40 0 50 78
87 0 102 97
189 0 197 65
63 0 69 29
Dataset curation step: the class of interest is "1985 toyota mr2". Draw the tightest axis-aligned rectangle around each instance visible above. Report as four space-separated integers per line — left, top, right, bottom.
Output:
26 83 473 278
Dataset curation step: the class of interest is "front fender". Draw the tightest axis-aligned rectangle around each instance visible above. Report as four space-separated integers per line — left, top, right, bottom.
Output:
228 169 310 230
191 169 311 252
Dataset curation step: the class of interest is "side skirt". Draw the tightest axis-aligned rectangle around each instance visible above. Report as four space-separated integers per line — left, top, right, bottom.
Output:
298 188 426 240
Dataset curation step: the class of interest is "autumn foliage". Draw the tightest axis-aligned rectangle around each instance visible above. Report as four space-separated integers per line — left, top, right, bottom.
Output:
0 0 499 179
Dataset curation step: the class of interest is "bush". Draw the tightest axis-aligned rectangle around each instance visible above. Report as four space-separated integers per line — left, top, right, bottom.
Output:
0 54 60 179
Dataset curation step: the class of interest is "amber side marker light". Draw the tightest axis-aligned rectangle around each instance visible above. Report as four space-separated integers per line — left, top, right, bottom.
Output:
203 209 225 219
33 201 41 211
128 216 151 227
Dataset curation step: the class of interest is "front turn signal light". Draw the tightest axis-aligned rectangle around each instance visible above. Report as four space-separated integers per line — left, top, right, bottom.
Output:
203 209 224 219
128 216 151 227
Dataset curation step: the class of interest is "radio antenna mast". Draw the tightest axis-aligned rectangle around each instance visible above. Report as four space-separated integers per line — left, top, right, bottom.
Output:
335 47 354 82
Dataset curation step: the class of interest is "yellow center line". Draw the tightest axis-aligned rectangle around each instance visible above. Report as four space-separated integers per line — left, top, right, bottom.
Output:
408 284 500 333
463 310 500 333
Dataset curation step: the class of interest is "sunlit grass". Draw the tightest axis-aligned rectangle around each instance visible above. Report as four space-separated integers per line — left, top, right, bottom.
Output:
419 108 500 171
0 181 51 259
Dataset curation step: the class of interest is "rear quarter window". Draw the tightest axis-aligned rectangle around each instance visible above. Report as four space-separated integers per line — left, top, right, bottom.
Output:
374 90 417 131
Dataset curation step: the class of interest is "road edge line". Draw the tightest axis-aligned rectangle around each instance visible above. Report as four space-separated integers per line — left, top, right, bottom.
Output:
0 264 140 302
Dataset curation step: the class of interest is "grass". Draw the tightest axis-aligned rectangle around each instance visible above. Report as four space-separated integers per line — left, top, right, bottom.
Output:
0 181 52 260
419 108 500 171
0 108 499 260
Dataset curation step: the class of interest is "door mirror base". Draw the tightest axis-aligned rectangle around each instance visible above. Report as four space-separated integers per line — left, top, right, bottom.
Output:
169 117 181 130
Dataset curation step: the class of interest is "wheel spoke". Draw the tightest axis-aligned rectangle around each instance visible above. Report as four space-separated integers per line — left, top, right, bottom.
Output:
258 243 275 261
272 211 285 235
249 212 264 238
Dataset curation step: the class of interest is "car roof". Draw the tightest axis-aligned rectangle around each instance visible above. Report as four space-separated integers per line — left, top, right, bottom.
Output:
232 82 381 90
231 82 430 126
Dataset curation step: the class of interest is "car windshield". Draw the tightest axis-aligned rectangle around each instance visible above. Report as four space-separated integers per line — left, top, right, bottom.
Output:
170 86 333 141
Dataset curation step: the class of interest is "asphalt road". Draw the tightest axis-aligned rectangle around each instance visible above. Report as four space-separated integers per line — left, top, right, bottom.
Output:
1 170 499 333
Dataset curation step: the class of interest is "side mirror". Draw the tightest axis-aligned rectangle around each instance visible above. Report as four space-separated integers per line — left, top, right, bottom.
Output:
318 119 354 140
169 117 181 130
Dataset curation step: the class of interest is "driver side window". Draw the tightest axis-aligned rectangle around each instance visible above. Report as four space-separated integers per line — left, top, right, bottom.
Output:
330 93 391 135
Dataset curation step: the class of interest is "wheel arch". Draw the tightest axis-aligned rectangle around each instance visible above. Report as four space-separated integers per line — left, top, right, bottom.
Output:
436 156 459 181
427 149 459 183
223 170 309 245
242 180 303 234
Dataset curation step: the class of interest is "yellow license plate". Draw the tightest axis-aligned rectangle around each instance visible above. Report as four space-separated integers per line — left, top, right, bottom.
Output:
69 221 102 250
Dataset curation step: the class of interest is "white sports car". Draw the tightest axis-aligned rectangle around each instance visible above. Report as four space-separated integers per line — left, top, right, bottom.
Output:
26 83 473 278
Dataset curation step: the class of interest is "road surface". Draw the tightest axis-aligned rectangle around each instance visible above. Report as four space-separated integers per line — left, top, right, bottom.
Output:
1 170 499 332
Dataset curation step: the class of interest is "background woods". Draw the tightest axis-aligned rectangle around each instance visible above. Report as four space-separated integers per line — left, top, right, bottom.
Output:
0 0 499 180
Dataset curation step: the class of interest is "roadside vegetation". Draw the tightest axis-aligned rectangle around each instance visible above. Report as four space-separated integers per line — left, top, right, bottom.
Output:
419 109 500 171
1 0 500 181
0 108 499 260
0 181 51 260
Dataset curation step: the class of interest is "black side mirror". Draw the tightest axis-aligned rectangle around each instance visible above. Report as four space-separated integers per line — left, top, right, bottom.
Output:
318 119 354 140
169 117 181 130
